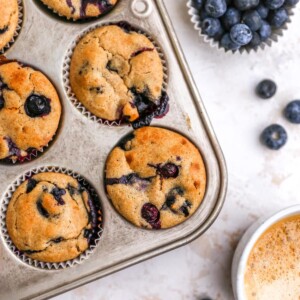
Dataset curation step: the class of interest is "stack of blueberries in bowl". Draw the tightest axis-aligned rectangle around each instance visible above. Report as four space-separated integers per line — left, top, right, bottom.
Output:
191 0 298 51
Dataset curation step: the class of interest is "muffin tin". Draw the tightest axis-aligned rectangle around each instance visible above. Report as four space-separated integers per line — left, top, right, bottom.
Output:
0 0 227 299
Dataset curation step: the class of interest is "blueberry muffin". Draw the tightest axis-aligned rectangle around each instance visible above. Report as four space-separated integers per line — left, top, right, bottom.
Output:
105 127 206 229
40 0 118 20
6 172 101 263
0 59 61 162
70 23 168 128
0 0 19 51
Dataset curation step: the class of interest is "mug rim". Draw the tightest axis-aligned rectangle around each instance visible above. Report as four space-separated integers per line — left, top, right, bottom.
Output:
233 205 300 300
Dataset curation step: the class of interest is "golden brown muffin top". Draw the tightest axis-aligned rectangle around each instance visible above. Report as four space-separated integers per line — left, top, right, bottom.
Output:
0 0 19 51
105 127 206 229
6 172 100 263
40 0 118 20
70 24 167 128
0 60 61 161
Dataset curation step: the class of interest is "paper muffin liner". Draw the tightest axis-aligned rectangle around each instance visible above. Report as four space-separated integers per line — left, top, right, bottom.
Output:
0 0 23 55
0 166 104 270
38 0 119 21
62 21 168 126
187 0 295 54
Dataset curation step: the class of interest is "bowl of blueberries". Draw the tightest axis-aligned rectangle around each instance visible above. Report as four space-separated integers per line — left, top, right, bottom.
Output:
187 0 298 52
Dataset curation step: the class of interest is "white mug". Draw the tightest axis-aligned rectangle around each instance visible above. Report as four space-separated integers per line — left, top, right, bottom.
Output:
231 205 300 300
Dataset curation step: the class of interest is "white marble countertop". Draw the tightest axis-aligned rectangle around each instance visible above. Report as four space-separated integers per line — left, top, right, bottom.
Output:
55 1 300 299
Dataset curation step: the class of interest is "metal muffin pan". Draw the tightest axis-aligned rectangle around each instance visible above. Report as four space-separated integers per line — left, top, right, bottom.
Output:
0 0 227 299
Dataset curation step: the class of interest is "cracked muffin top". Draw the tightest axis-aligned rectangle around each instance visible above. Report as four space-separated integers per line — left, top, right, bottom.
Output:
70 23 169 129
0 59 61 162
105 127 206 229
40 0 118 20
0 0 19 51
6 172 101 263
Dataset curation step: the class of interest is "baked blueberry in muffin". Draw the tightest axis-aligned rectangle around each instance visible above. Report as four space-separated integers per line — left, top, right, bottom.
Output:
40 0 118 20
70 23 168 128
6 172 102 263
0 58 61 162
0 0 19 52
105 127 206 229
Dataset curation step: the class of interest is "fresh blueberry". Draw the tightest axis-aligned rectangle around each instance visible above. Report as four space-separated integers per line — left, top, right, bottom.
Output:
249 32 261 47
230 24 253 45
221 7 241 30
24 94 51 118
192 0 203 10
242 10 262 31
285 0 299 6
233 0 259 11
220 33 240 50
141 203 161 229
256 79 277 99
259 20 272 41
205 0 227 18
201 18 222 37
261 124 287 150
268 8 288 28
200 9 210 20
256 4 269 19
284 100 300 124
265 0 285 9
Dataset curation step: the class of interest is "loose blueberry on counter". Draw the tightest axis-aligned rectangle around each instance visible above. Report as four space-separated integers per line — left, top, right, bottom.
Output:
259 21 272 41
284 100 300 124
220 33 240 50
268 8 288 28
24 94 51 118
242 10 262 31
256 79 277 99
256 4 269 19
192 0 204 10
141 203 161 229
233 0 259 11
221 7 241 30
261 124 287 150
201 18 222 37
230 24 253 45
265 0 285 10
205 0 227 18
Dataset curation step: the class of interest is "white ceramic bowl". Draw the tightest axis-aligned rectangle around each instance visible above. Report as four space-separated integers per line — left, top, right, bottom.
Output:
231 205 300 300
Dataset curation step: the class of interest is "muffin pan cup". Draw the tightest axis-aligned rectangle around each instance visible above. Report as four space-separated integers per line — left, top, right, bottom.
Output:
63 21 168 126
0 166 103 270
187 0 295 54
0 0 227 299
0 0 24 55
